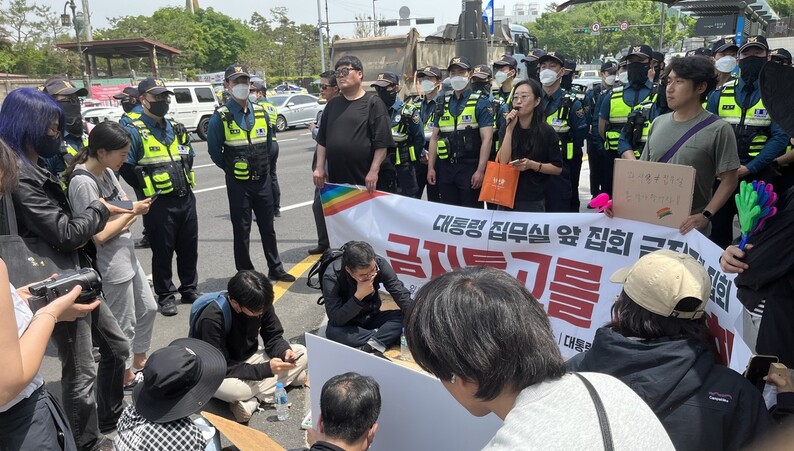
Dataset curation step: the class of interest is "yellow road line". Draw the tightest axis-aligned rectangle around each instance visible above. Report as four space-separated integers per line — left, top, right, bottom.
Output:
273 253 322 303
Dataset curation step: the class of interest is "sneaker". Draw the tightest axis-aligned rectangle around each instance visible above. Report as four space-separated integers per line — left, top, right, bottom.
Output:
229 398 260 423
134 235 150 249
123 371 144 392
268 271 296 282
181 291 203 304
158 298 178 317
307 246 329 255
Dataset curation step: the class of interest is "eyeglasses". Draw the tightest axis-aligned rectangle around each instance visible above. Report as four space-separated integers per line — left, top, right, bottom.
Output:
334 66 357 78
352 263 380 282
320 84 336 90
512 94 533 102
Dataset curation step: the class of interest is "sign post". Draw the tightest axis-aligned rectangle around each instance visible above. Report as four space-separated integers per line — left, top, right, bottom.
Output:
591 22 601 35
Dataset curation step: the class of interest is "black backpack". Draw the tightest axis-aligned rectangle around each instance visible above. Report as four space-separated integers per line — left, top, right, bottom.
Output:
306 245 347 305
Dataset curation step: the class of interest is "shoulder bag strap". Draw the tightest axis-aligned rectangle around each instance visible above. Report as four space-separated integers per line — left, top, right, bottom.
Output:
658 113 720 163
574 373 614 451
2 194 18 235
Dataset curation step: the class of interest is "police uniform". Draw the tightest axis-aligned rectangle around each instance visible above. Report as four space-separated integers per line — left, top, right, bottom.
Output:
706 36 789 247
123 78 199 311
207 65 292 279
255 84 282 215
432 57 494 208
41 78 89 183
413 65 442 202
540 52 589 212
584 63 616 198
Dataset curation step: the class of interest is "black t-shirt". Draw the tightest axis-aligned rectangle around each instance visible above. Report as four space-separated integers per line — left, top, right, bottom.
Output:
499 121 563 202
317 93 395 186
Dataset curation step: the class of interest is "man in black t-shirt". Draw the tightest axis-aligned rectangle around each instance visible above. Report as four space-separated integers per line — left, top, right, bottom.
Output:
313 56 395 193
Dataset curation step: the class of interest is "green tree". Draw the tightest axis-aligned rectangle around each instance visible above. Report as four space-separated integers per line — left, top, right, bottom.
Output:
768 0 794 17
0 0 76 76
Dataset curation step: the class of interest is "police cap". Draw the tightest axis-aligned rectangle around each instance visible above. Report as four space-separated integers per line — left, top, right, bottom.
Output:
43 78 88 97
739 35 769 54
113 86 139 100
137 77 174 96
371 71 400 87
470 65 493 80
448 56 472 71
224 64 251 81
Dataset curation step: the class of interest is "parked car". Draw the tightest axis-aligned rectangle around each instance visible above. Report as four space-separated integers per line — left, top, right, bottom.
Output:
83 105 125 125
166 82 221 141
267 93 325 132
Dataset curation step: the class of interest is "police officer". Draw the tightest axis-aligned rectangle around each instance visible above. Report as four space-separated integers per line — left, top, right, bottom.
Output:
413 65 443 202
538 51 588 212
600 45 659 195
115 86 143 127
493 55 518 102
706 35 789 248
122 77 200 316
371 71 425 198
250 81 282 217
583 61 617 202
41 77 88 180
521 48 546 83
427 56 494 208
207 64 295 282
712 38 739 91
770 48 792 66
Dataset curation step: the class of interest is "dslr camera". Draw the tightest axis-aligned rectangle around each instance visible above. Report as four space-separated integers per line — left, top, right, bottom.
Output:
28 268 103 313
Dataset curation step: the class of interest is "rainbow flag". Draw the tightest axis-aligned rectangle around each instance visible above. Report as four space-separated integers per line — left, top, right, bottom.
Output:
320 184 388 216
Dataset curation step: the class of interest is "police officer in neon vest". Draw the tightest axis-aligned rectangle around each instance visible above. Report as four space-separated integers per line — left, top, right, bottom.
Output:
538 51 588 212
207 65 296 283
115 86 143 127
427 56 494 208
122 77 200 316
583 62 618 202
706 35 790 248
41 77 89 180
413 65 443 202
250 81 282 217
371 71 425 198
493 55 518 103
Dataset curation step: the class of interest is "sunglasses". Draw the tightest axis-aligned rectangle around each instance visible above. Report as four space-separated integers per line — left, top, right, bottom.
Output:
320 84 336 90
334 66 359 78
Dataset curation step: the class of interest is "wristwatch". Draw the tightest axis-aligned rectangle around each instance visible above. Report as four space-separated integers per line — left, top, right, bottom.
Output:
701 210 713 220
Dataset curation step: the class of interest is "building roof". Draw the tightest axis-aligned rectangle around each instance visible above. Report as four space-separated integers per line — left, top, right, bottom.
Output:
56 38 182 59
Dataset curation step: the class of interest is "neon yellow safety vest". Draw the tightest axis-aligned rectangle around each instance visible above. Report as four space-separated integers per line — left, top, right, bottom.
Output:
122 111 142 122
391 102 419 166
546 92 578 160
716 79 771 159
606 85 657 154
217 104 271 181
257 99 279 142
132 119 194 197
437 93 481 161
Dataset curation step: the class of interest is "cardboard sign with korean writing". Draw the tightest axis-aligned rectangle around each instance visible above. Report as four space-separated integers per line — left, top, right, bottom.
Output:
612 159 695 228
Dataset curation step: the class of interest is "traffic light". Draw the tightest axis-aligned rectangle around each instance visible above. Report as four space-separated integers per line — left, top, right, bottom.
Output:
572 28 590 34
415 17 435 25
378 20 398 27
603 26 619 33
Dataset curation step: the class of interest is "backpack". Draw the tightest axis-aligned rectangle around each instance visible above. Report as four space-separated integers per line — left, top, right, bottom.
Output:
306 245 347 305
188 291 233 338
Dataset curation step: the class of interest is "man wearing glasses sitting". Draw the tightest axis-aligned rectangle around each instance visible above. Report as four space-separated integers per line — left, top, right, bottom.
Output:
321 241 413 355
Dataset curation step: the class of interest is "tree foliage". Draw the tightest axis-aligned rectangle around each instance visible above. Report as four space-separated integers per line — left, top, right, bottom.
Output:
527 1 695 62
768 0 794 17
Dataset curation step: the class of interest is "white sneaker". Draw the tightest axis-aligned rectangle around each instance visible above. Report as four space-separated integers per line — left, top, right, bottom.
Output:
229 398 259 423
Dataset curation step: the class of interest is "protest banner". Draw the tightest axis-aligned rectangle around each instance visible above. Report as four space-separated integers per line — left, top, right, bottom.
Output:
321 183 752 372
612 159 695 227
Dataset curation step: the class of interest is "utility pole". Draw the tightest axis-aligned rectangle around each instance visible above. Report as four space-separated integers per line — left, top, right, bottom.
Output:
81 0 96 84
659 3 665 53
317 0 326 71
372 0 377 37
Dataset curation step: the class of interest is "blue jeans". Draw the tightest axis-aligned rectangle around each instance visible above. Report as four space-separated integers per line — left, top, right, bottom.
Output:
52 300 129 450
326 310 404 350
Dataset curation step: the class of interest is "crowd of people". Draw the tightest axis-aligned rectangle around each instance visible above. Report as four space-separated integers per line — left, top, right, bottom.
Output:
1 29 794 451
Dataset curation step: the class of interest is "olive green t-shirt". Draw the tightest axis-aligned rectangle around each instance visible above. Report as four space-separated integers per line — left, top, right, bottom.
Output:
640 110 740 214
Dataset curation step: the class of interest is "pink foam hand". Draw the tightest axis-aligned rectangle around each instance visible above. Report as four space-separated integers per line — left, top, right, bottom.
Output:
752 206 778 235
589 193 612 213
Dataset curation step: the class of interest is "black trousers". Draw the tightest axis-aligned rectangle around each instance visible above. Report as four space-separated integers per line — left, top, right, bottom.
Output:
414 161 440 202
587 136 606 197
602 151 618 197
142 191 199 304
226 174 285 273
0 387 77 451
436 159 481 208
312 187 330 249
567 147 585 212
269 141 281 211
545 163 573 213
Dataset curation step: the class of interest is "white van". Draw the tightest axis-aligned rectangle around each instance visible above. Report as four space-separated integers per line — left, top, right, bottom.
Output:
166 81 220 141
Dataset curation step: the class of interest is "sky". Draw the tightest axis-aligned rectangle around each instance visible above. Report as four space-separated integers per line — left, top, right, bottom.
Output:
45 0 555 39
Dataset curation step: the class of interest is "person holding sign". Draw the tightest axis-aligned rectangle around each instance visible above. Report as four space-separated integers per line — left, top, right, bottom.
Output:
639 56 739 236
405 266 675 450
497 79 562 212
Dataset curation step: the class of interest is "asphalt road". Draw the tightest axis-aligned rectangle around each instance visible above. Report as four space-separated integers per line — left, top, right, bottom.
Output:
41 126 329 450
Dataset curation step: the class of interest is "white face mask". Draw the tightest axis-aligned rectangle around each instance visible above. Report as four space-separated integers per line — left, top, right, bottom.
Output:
420 79 437 94
618 71 629 85
715 55 737 74
231 84 250 101
539 69 560 87
248 93 258 104
450 76 469 91
494 71 509 85
604 75 616 86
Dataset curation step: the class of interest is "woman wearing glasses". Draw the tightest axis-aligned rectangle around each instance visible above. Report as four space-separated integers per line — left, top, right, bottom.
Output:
497 79 563 212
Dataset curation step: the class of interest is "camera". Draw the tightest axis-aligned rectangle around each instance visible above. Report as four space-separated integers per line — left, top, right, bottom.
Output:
28 268 103 313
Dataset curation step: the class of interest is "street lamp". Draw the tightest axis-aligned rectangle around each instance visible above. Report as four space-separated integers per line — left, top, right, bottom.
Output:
372 0 377 37
60 0 88 93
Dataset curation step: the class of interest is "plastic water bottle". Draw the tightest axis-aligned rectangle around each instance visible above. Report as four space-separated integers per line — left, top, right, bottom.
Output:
400 328 410 361
275 382 289 421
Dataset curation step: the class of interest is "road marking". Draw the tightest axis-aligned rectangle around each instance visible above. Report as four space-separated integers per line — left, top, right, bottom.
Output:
273 254 321 303
279 138 297 142
300 132 311 136
193 185 227 194
281 200 313 211
193 163 217 169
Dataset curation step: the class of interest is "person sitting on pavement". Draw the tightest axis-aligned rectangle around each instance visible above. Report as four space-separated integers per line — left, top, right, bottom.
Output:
322 241 412 355
405 266 675 450
114 338 225 451
191 270 308 423
306 372 381 451
568 249 792 451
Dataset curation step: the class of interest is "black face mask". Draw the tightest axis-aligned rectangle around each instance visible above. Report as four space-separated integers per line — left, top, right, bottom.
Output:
146 99 170 117
121 100 136 113
33 134 63 159
627 63 650 87
739 56 766 85
471 81 491 93
377 90 397 108
561 73 574 91
526 62 540 82
58 100 83 136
